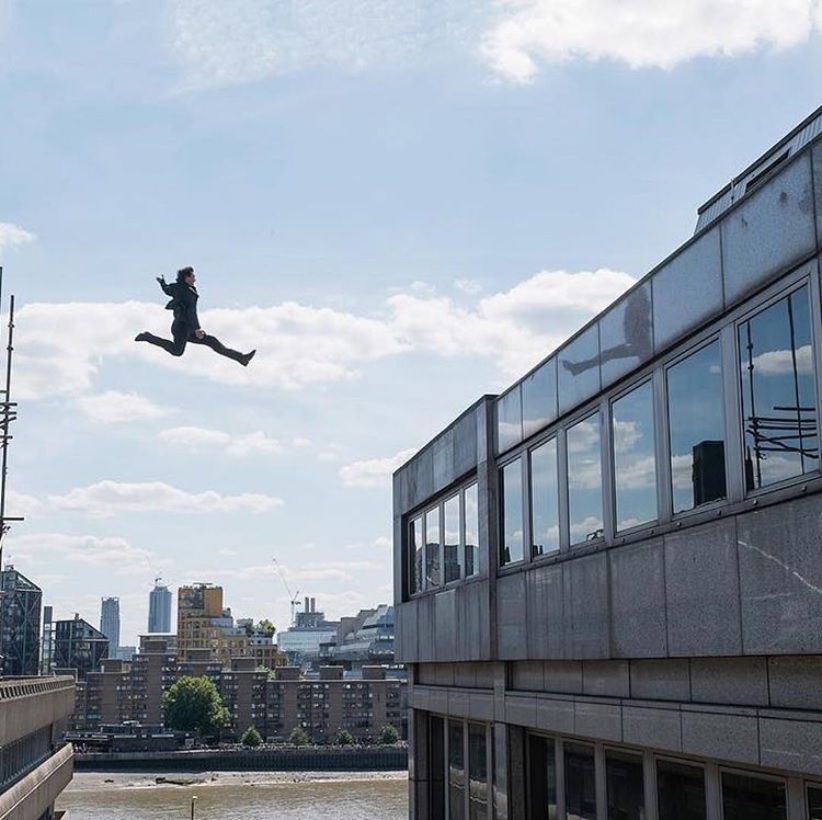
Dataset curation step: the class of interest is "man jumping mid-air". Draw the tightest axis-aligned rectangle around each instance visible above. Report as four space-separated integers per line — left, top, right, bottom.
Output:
135 266 256 367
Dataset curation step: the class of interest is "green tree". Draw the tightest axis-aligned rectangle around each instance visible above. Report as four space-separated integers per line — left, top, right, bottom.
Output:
162 676 229 736
289 726 310 747
257 618 276 637
336 729 354 746
241 726 263 747
379 724 400 745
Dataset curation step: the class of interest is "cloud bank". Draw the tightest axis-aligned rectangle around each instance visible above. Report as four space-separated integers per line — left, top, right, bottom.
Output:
0 223 35 253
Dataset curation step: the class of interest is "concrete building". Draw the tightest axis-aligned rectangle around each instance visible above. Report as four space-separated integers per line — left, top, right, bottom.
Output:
148 580 172 634
99 596 120 659
1 566 42 677
276 598 339 667
0 677 76 819
395 105 822 819
54 615 109 680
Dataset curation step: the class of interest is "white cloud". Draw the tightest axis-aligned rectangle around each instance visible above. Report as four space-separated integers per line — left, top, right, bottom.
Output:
339 448 417 488
76 391 174 423
158 425 282 456
481 0 820 82
12 268 634 399
49 480 283 517
0 222 35 253
749 344 814 376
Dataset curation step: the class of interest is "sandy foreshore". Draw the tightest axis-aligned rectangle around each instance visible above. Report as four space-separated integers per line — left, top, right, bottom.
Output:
64 770 408 792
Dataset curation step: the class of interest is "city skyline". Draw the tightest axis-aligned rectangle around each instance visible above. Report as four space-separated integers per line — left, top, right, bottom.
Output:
0 2 820 644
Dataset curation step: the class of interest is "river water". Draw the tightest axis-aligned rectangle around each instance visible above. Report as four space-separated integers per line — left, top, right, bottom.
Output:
58 771 409 819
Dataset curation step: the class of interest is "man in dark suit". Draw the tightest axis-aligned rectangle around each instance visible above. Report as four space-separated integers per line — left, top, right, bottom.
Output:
135 266 256 366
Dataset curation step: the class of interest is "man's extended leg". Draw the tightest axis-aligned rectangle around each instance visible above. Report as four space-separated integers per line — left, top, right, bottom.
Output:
190 333 255 366
135 321 188 357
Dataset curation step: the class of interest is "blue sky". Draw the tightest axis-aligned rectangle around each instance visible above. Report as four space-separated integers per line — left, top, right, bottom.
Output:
1 0 820 645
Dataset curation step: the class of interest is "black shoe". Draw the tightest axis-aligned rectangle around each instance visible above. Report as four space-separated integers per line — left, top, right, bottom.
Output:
135 332 149 342
240 349 256 367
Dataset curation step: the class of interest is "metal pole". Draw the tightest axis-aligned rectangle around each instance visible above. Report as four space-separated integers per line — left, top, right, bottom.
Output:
191 795 197 819
0 294 16 568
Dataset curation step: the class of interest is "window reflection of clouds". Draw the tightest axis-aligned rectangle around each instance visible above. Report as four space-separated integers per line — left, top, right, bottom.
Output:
425 508 441 588
612 382 657 530
464 483 479 577
530 439 559 557
500 459 524 565
668 341 726 513
739 286 818 490
444 494 461 584
567 414 604 544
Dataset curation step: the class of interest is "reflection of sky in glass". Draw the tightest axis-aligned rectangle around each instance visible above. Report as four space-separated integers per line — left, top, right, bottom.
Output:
523 359 558 438
612 381 657 530
444 494 461 584
530 438 559 557
425 508 441 588
500 459 524 565
559 325 601 415
411 516 423 594
667 341 726 512
497 387 523 453
464 483 479 577
567 414 603 544
739 286 818 489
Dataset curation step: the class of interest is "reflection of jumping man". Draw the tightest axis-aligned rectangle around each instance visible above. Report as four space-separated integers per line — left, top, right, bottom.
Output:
562 287 651 376
135 267 256 366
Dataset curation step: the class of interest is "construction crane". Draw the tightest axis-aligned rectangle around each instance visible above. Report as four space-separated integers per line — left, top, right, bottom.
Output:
272 557 301 626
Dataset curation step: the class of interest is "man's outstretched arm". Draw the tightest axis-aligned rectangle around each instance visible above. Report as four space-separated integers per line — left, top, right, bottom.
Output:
156 275 174 296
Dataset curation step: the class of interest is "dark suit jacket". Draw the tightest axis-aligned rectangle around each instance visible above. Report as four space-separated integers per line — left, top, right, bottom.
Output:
160 281 201 332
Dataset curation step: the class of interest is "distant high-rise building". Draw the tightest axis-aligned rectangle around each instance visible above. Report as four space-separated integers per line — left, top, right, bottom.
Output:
100 597 120 657
148 581 172 634
0 566 43 676
54 614 109 679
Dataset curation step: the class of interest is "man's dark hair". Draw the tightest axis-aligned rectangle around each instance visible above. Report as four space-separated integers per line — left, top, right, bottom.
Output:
176 266 194 284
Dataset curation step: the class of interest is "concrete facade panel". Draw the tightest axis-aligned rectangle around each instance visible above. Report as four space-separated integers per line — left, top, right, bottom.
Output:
469 691 495 722
574 700 622 743
721 154 816 305
759 717 822 776
535 696 575 734
652 227 723 352
622 705 682 752
681 709 759 765
814 142 822 249
453 410 478 479
564 553 610 659
664 520 743 656
526 563 564 659
434 590 458 662
690 657 769 707
630 659 691 702
505 694 538 728
544 661 583 694
497 573 528 659
511 662 544 692
432 429 455 493
737 497 822 654
767 656 822 710
610 539 668 658
581 661 630 698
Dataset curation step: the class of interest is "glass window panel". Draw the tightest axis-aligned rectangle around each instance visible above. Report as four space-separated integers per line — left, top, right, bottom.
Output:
523 359 558 438
808 785 822 820
528 734 558 820
606 750 644 820
530 439 560 557
565 742 596 820
567 415 604 545
657 760 706 820
468 723 488 820
739 285 818 491
600 283 654 387
410 516 423 594
500 459 524 566
449 721 466 820
498 387 523 454
444 495 462 584
612 381 657 531
464 483 479 577
721 772 786 820
559 325 602 416
667 342 726 513
425 508 441 589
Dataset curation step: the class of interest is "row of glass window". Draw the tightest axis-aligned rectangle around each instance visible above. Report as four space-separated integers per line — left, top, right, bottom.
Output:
530 732 822 820
409 482 480 595
500 281 819 564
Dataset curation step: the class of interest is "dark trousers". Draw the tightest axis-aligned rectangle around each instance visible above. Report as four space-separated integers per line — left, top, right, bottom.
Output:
141 320 245 363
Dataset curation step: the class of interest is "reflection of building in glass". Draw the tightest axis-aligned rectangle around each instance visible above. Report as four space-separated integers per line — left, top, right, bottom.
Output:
0 566 42 677
148 580 172 634
396 106 822 818
100 596 120 659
